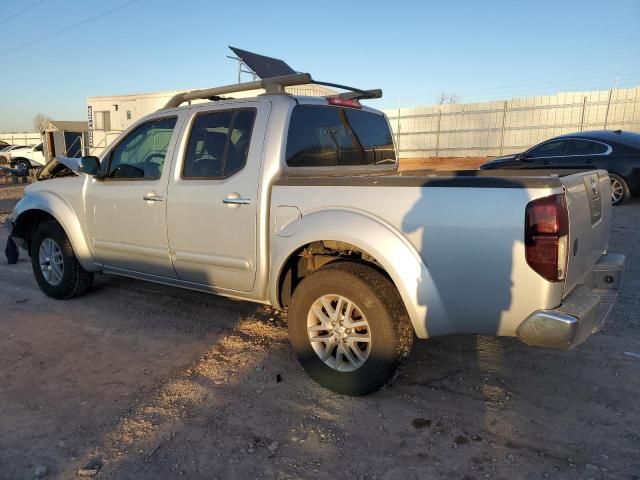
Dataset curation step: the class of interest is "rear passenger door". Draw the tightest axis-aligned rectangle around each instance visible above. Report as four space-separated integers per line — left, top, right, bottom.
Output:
166 102 269 292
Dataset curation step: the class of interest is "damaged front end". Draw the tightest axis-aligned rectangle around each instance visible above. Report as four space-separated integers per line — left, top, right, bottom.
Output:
36 157 80 181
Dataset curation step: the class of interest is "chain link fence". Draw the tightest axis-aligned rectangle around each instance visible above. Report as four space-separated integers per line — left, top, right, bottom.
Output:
384 86 640 158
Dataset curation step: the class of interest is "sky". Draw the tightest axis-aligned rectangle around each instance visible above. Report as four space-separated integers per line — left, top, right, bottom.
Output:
0 0 639 131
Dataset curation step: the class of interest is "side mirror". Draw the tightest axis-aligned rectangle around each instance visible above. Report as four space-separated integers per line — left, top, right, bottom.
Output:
78 156 101 176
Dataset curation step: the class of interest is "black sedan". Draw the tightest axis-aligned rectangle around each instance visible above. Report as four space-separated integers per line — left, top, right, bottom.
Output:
480 130 640 205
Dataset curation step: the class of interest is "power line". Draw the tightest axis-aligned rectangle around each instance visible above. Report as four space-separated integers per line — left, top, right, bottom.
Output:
0 0 49 25
0 0 141 56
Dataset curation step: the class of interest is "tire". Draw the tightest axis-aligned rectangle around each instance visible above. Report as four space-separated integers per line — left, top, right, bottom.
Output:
288 261 413 396
13 158 30 176
609 173 631 206
30 220 93 299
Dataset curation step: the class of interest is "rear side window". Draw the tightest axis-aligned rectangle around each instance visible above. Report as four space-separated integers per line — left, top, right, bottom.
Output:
565 139 609 156
183 109 256 179
286 105 396 167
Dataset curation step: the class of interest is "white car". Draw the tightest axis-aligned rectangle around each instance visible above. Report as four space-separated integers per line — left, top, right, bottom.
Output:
0 145 30 164
6 143 46 171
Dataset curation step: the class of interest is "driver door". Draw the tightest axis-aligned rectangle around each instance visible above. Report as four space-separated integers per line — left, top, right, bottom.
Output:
85 114 184 277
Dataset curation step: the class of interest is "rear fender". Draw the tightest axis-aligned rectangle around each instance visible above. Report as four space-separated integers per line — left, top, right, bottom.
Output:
270 207 448 338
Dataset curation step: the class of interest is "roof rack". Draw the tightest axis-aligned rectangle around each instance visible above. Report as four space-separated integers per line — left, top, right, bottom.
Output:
162 73 382 109
314 80 382 101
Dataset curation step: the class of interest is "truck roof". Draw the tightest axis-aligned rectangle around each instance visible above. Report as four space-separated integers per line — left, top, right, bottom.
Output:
166 91 386 118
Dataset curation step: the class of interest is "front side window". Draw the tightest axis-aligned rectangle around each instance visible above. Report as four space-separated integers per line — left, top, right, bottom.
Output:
183 109 256 179
565 139 609 156
286 105 396 167
106 117 177 180
527 140 567 158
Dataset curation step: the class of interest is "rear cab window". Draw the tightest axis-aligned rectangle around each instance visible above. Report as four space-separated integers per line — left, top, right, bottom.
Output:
285 105 396 168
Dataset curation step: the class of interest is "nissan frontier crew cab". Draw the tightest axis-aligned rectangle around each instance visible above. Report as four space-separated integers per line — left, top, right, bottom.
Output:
9 73 625 395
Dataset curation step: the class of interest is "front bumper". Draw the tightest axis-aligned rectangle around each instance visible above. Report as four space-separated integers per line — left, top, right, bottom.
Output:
517 253 625 349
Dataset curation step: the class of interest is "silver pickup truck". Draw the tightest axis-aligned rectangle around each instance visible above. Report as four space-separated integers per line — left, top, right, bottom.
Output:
8 73 625 395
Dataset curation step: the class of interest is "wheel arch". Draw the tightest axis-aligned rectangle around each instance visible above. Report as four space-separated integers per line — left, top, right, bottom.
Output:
270 208 447 339
11 193 96 271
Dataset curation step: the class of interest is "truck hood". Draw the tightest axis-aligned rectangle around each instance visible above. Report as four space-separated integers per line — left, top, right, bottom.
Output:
56 156 80 172
36 157 80 181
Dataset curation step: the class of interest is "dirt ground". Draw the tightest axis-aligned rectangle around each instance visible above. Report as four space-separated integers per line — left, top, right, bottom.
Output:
398 157 489 171
0 186 639 480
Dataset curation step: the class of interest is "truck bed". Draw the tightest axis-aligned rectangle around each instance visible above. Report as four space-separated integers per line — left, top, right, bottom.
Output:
272 168 611 337
275 168 598 188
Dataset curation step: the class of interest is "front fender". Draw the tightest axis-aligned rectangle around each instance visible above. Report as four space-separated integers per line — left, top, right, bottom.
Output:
11 191 97 271
270 207 448 339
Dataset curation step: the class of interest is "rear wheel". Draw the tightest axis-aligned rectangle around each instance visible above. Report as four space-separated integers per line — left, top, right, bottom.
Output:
609 173 630 205
31 221 93 299
288 262 413 396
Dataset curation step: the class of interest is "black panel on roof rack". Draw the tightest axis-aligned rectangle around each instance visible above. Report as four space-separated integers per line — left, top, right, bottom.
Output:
229 46 297 79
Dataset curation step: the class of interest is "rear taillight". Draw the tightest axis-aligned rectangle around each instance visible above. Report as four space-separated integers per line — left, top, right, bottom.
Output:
525 194 569 282
327 97 362 108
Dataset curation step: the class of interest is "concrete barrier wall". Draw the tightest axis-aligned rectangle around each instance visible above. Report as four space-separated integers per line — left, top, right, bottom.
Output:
383 86 640 158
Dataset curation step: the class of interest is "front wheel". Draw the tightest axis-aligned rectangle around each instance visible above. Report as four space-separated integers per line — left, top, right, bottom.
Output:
610 173 631 205
288 262 413 396
30 221 93 299
13 158 31 176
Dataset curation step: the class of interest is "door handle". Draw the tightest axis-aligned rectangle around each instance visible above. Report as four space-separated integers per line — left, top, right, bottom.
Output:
223 196 250 205
143 194 165 202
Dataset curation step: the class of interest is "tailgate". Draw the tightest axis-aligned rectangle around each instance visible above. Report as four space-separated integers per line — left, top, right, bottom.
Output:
562 169 611 296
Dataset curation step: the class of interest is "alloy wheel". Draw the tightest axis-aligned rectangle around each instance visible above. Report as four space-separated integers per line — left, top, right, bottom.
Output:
610 177 624 204
307 294 372 372
39 238 64 286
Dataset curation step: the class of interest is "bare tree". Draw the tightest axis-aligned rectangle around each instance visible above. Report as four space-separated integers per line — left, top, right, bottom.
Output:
33 113 51 132
436 93 458 105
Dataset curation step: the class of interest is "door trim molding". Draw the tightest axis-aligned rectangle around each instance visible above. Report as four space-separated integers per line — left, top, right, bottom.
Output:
93 239 169 260
173 250 252 272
